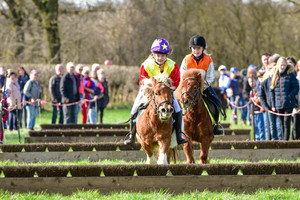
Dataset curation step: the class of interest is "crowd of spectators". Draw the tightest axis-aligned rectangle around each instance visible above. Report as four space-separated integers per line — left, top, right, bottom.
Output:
218 53 300 141
0 62 110 144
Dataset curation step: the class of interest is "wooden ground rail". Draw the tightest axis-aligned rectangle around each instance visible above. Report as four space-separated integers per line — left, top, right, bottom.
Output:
0 163 299 194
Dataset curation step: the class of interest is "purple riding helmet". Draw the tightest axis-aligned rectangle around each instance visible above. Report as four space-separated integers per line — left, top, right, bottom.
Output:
151 38 170 54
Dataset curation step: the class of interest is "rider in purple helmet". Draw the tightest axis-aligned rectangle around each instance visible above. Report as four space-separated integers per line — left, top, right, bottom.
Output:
124 38 188 145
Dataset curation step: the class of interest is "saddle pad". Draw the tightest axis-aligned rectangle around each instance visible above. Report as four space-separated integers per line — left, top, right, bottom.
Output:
202 98 215 125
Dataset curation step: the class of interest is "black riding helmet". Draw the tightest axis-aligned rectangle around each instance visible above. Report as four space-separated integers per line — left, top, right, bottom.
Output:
189 35 206 48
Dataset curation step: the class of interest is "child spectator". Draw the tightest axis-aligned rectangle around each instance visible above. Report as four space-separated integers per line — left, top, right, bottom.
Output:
6 71 22 130
0 89 8 144
270 57 299 141
227 67 246 124
218 65 230 94
249 76 266 140
82 67 96 124
243 65 258 125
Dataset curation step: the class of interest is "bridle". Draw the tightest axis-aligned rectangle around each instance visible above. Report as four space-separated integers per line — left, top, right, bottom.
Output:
152 81 174 115
180 77 202 110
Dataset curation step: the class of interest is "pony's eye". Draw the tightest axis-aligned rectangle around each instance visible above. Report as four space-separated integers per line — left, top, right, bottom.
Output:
155 92 158 96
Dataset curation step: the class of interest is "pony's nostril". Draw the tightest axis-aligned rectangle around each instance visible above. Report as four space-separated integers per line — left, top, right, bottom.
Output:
161 108 166 113
184 99 189 104
170 107 174 113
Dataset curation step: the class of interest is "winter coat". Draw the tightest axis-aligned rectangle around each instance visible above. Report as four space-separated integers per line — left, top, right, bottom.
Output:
60 73 80 103
242 78 252 101
97 80 109 108
49 74 62 103
6 80 22 110
295 76 300 110
23 80 42 106
270 65 299 109
18 74 29 93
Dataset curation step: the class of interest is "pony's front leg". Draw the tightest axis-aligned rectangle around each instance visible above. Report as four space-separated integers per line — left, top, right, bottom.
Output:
157 142 169 164
184 141 195 164
200 141 210 164
147 153 156 164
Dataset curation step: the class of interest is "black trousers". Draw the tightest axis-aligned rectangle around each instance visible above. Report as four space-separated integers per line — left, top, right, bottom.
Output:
278 108 293 141
292 113 300 140
63 105 76 124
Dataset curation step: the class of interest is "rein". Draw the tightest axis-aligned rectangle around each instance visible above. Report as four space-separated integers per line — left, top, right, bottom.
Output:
153 81 174 116
180 77 202 114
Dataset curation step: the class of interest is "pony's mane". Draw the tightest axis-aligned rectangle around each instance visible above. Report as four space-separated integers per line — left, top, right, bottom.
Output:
181 69 205 93
141 74 174 101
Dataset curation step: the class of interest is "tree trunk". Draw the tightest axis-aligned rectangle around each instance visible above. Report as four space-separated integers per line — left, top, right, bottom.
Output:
3 0 25 61
32 0 61 63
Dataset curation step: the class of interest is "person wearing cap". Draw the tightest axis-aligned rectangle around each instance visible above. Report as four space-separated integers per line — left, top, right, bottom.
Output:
226 67 246 124
81 66 96 124
23 70 42 130
180 35 224 135
60 62 80 124
259 54 283 140
123 38 187 145
6 71 23 131
218 65 230 94
49 64 64 124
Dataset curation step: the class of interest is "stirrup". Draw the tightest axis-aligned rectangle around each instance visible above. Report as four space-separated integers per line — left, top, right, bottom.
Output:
123 132 135 145
213 124 224 136
176 131 188 144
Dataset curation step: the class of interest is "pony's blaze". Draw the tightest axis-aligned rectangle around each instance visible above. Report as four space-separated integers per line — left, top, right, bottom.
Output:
181 86 193 110
158 104 174 121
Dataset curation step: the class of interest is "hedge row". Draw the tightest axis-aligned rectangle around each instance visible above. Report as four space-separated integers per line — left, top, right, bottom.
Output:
1 141 299 152
0 163 299 177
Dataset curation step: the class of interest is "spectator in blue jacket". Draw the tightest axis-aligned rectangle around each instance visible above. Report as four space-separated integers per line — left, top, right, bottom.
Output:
227 67 246 124
270 57 299 141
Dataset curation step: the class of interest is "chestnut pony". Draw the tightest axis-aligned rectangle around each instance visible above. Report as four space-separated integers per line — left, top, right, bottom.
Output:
175 69 214 163
136 75 177 164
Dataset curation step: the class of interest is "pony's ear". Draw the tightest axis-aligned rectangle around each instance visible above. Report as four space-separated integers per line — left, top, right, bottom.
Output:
152 77 157 85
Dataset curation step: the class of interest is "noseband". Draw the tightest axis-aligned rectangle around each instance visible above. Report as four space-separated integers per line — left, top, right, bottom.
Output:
180 77 202 107
153 81 174 115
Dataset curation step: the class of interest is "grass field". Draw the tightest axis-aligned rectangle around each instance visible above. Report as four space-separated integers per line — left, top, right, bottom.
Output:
1 104 299 199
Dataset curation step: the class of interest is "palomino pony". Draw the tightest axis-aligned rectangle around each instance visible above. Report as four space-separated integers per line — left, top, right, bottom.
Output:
136 75 177 164
175 69 214 163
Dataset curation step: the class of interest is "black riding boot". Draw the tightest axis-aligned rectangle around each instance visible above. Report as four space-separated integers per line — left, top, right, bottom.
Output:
203 87 224 136
174 111 188 145
123 118 136 145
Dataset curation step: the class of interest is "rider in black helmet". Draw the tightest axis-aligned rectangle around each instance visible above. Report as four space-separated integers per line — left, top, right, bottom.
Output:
180 35 224 135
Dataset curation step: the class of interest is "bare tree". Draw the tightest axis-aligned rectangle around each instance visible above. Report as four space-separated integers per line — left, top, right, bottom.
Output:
32 0 61 63
0 0 25 61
